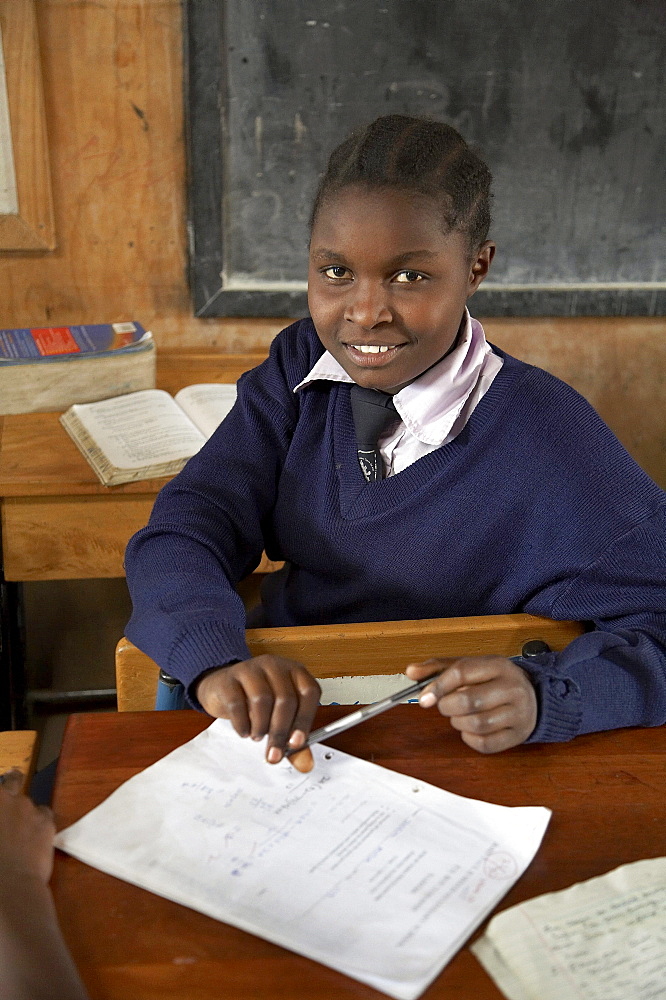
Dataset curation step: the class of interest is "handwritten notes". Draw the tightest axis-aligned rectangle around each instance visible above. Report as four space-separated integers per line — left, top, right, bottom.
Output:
472 856 666 1000
55 720 550 1000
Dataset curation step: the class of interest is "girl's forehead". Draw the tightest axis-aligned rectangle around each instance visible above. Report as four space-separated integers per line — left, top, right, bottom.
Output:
310 185 465 257
315 184 438 224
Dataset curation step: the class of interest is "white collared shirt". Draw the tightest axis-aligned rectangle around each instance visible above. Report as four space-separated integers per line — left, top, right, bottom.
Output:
294 310 503 476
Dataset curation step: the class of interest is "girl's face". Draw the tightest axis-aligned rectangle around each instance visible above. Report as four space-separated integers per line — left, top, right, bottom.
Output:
308 185 494 393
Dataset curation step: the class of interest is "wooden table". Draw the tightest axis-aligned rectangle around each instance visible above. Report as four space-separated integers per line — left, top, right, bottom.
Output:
0 351 268 726
52 708 666 1000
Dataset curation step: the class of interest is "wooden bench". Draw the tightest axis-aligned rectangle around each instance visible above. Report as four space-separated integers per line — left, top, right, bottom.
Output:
116 614 585 711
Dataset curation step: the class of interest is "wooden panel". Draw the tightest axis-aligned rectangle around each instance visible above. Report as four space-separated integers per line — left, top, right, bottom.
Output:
246 615 584 671
2 495 280 581
0 0 55 250
0 729 37 788
155 350 266 394
2 495 155 579
115 615 585 712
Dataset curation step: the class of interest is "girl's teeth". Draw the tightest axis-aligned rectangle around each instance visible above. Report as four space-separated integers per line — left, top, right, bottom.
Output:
352 345 396 354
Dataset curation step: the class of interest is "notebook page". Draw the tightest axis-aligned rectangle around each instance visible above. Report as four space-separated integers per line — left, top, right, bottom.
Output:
472 856 666 1000
175 383 238 438
56 720 550 1000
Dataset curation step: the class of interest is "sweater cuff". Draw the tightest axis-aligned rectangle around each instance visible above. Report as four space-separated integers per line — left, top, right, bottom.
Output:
512 655 583 743
167 621 252 712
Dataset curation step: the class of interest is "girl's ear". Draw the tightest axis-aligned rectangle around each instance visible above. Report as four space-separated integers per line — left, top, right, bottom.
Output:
468 241 496 295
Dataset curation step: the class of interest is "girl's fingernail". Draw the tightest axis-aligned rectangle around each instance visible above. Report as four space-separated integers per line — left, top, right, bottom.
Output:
420 692 437 708
267 746 282 764
288 729 306 748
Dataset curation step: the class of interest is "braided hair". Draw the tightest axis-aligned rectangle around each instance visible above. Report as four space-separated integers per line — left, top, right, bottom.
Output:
310 115 492 255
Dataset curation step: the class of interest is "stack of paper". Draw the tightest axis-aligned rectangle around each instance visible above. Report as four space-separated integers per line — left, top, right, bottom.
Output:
472 856 666 1000
56 720 550 1000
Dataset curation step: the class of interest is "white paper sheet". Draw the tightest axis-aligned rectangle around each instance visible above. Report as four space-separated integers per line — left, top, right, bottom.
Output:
318 672 420 705
472 856 666 1000
55 720 550 1000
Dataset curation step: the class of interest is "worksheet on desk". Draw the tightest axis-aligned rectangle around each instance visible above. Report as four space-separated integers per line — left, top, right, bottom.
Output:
55 720 550 1000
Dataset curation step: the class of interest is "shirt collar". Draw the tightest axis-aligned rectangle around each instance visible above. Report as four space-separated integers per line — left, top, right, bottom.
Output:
294 309 494 446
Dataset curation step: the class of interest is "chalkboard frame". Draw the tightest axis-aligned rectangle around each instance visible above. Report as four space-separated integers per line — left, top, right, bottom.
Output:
184 0 664 318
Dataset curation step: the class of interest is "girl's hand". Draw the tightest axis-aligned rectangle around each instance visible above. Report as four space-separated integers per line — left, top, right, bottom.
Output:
195 656 321 772
405 657 538 752
0 770 55 886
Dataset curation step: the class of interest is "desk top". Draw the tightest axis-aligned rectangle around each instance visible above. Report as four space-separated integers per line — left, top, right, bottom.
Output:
0 350 265 497
52 709 666 1000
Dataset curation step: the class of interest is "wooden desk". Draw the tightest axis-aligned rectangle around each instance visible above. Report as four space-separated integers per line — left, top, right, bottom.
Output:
52 709 666 1000
0 351 270 726
0 351 267 581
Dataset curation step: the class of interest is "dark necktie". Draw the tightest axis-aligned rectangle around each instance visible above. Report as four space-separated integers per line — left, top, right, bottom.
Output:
350 384 401 482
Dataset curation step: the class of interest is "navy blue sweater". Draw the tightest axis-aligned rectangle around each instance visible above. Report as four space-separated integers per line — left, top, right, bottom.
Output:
125 319 666 743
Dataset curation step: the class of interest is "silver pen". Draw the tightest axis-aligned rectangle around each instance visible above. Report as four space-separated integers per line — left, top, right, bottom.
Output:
285 673 440 756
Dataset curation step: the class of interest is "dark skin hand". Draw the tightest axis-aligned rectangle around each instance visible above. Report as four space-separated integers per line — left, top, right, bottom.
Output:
0 770 90 1000
405 657 538 752
196 655 321 772
0 770 54 883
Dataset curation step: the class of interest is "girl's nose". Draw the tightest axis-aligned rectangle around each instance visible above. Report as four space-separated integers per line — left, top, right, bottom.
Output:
344 282 392 328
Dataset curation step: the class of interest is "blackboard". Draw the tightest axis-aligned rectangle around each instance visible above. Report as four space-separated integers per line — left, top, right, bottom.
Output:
185 0 665 318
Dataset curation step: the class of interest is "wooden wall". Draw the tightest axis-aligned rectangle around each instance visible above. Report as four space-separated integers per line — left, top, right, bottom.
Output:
0 0 663 483
0 0 286 350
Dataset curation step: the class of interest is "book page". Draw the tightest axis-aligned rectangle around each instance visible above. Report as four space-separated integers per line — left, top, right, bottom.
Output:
472 856 666 1000
175 383 237 438
67 390 206 470
56 720 550 1000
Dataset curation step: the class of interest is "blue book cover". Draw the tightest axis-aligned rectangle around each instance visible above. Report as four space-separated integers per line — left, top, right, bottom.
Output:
0 322 152 365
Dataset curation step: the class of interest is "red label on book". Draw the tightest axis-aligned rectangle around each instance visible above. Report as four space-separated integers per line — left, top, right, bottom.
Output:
31 327 81 356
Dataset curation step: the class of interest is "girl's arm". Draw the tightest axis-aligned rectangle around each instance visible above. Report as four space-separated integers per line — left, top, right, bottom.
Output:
125 349 298 692
520 505 666 743
124 331 322 765
410 506 666 750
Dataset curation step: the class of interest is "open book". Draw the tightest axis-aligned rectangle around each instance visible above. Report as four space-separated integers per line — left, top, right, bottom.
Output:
59 384 237 486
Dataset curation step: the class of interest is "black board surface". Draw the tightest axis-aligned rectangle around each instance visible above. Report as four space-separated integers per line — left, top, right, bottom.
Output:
185 0 665 317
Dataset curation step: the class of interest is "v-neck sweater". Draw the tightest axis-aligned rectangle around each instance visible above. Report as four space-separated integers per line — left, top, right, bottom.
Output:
125 318 666 744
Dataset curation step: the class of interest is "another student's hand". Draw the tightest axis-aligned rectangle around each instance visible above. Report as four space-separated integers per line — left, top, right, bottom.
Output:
0 770 55 887
0 770 91 1000
405 657 538 752
195 656 321 772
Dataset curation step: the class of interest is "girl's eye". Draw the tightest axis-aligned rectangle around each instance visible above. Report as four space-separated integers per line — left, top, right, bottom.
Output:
394 270 424 283
323 265 351 279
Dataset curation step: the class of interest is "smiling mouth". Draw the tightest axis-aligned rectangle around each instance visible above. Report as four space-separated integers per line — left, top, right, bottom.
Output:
351 344 396 354
343 342 406 364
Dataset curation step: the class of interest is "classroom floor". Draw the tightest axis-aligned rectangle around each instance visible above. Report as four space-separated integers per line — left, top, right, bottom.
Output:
24 579 132 769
